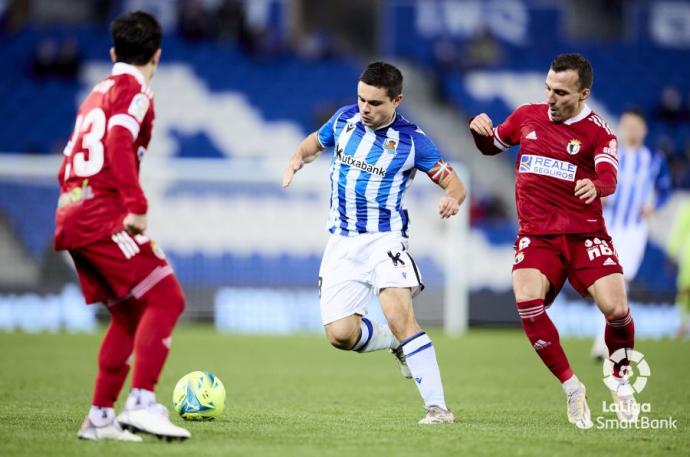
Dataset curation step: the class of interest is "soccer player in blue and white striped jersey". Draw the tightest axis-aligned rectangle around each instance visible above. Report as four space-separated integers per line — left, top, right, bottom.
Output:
604 109 671 277
591 108 671 359
283 62 466 425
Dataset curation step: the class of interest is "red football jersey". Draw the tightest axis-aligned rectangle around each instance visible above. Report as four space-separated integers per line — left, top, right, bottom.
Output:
494 103 618 235
55 63 154 250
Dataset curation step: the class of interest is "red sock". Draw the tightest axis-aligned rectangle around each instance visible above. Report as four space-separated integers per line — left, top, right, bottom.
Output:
131 276 185 392
92 299 142 407
517 299 573 383
605 309 635 378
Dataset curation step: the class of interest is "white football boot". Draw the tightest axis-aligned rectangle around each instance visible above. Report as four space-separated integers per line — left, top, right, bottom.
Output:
391 346 412 379
566 382 593 429
610 386 640 423
418 405 455 425
77 416 142 442
117 402 191 441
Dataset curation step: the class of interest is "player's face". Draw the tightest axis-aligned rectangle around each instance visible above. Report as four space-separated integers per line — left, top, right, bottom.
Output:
357 81 402 129
545 69 590 122
618 113 647 147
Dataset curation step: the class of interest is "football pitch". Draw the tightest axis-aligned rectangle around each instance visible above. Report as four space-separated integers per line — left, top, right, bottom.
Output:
0 327 687 457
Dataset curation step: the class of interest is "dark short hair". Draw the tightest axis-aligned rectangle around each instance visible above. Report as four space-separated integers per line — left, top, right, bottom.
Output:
621 107 646 123
550 53 593 90
359 61 403 100
111 11 162 66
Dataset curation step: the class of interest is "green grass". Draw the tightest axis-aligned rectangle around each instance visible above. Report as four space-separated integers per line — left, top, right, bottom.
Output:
0 327 688 456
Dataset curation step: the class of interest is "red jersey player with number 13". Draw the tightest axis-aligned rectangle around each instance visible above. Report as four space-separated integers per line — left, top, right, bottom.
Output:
55 11 190 442
469 54 637 429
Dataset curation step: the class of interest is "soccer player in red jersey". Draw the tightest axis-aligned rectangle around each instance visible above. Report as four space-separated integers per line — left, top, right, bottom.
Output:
469 54 638 428
55 11 190 441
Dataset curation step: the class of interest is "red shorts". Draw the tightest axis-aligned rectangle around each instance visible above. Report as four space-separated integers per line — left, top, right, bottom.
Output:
512 231 623 306
68 230 174 305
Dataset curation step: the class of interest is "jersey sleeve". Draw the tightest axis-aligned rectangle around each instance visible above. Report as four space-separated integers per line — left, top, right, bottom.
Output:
105 82 150 214
317 105 352 149
412 129 443 172
592 130 619 197
494 105 528 151
107 83 151 140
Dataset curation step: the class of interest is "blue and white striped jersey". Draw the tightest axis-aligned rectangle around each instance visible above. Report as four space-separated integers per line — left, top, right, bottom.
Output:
317 104 443 237
604 144 671 230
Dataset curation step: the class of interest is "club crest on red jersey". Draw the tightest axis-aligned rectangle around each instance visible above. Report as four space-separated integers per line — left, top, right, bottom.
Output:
566 139 581 155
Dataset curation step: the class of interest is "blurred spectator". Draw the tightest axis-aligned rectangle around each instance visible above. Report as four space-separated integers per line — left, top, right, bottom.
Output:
654 85 689 124
461 28 503 71
178 0 219 41
432 35 462 73
30 37 81 79
295 29 345 61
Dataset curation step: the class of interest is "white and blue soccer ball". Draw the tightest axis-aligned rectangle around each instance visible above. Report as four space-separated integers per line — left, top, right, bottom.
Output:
172 371 226 420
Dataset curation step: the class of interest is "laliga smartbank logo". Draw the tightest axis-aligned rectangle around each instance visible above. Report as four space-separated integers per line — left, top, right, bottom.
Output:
596 348 677 430
602 348 650 396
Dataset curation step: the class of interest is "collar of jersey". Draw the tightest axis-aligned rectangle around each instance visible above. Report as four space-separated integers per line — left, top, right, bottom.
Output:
112 62 146 88
364 112 397 132
548 104 591 125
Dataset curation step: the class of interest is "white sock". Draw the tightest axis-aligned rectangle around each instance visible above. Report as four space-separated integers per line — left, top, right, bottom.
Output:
352 317 398 352
88 406 115 427
125 388 156 410
562 374 582 396
401 332 447 410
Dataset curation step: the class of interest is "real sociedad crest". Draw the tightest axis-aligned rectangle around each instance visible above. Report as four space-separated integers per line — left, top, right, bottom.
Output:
566 139 581 155
384 138 398 153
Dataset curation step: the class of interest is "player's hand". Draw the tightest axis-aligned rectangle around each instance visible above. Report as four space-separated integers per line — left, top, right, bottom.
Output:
469 113 494 137
282 156 304 188
123 213 147 234
438 195 460 219
574 179 597 204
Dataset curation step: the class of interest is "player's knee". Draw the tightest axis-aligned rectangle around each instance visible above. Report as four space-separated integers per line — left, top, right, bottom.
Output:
324 326 357 350
154 275 186 318
514 290 543 303
98 351 130 374
602 298 628 320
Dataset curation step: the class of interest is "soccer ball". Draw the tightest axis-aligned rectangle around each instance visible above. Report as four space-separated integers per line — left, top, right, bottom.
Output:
172 371 226 420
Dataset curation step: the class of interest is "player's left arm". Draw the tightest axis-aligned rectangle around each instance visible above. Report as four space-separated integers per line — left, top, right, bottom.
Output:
431 162 466 219
575 134 618 204
107 86 152 233
413 131 467 219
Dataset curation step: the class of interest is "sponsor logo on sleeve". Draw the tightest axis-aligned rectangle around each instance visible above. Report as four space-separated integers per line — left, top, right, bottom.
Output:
128 93 150 123
603 139 618 157
519 154 577 181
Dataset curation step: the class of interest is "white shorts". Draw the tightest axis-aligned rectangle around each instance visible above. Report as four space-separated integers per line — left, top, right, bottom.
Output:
609 224 648 281
318 232 424 325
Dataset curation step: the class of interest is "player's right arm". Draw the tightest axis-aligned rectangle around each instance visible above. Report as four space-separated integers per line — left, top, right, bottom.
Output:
469 107 524 155
282 132 324 188
283 105 350 188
